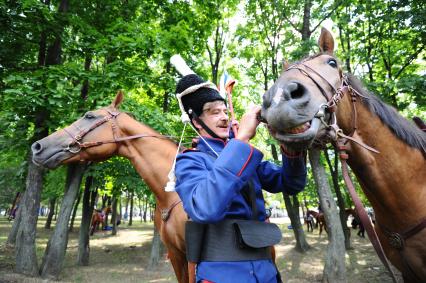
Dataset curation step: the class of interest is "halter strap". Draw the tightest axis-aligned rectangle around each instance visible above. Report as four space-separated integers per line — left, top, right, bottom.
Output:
284 62 378 154
62 109 173 154
160 200 183 222
338 141 398 283
286 63 336 102
284 59 397 282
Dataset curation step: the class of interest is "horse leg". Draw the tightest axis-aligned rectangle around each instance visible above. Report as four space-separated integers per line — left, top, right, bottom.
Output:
271 245 276 264
168 249 188 283
90 220 96 236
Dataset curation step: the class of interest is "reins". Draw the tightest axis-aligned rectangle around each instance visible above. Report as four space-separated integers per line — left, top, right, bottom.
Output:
63 109 188 154
285 61 399 282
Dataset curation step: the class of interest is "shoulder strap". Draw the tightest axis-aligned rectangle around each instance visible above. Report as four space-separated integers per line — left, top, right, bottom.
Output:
246 180 258 220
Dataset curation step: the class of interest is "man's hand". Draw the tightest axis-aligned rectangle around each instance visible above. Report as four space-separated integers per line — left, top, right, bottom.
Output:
236 106 261 143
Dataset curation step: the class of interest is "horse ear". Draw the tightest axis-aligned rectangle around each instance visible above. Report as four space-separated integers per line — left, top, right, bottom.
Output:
112 90 124 108
280 59 290 76
282 59 289 70
318 27 334 54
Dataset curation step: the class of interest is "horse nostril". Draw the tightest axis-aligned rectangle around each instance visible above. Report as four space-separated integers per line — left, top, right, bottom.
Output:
287 82 305 100
31 142 43 154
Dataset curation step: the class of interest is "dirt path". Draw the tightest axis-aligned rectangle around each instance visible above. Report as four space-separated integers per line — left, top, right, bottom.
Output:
0 217 401 282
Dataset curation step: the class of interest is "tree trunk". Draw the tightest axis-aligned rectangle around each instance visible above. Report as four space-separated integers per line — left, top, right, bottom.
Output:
15 155 45 276
128 191 134 226
124 192 129 223
7 193 23 246
270 144 279 162
77 176 95 266
53 199 59 221
148 225 161 269
324 148 352 250
111 195 118 236
138 198 143 222
80 54 92 100
119 198 122 221
274 145 309 252
102 196 110 227
8 192 21 219
150 206 154 222
309 149 346 283
283 193 310 252
69 187 82 232
143 198 148 223
40 163 86 279
301 0 312 41
45 197 56 229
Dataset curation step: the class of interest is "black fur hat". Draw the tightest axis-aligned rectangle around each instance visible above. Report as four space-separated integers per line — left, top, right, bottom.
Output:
176 74 224 117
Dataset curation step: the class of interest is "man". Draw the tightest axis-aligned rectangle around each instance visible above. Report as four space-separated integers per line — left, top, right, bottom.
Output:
174 74 307 283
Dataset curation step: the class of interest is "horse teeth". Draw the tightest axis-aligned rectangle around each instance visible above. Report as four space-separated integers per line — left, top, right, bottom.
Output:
285 122 310 134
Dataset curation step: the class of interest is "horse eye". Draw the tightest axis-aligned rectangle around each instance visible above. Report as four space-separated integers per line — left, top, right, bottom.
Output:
84 112 96 119
328 59 338 68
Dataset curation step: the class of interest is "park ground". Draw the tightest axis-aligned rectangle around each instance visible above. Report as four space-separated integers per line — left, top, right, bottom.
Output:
0 216 401 283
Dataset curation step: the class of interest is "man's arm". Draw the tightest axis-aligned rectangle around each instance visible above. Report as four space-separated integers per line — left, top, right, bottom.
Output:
257 152 307 195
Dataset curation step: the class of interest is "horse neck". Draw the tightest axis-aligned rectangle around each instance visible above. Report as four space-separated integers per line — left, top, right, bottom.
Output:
336 95 426 229
116 114 180 207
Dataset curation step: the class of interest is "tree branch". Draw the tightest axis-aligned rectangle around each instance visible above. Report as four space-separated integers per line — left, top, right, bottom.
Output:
394 44 425 79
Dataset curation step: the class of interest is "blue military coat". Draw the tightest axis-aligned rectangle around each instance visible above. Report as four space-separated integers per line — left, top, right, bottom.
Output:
175 137 307 283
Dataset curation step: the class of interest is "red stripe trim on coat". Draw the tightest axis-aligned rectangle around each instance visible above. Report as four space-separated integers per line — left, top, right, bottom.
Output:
237 145 253 176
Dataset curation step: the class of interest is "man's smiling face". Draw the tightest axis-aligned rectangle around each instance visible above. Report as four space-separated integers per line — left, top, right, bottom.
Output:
195 101 229 139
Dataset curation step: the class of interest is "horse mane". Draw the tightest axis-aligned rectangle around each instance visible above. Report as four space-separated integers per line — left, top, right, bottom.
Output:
346 73 426 154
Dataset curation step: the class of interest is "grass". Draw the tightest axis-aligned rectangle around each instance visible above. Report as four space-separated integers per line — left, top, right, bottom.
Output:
0 216 401 282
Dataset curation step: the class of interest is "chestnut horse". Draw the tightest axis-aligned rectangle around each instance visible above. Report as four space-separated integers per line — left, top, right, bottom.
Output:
262 28 426 282
90 206 112 235
307 210 326 235
32 93 188 282
309 208 357 235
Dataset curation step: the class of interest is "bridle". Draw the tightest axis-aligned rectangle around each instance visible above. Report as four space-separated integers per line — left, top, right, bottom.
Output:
286 59 378 153
63 107 183 222
63 109 120 154
62 108 171 154
287 57 426 282
284 58 400 283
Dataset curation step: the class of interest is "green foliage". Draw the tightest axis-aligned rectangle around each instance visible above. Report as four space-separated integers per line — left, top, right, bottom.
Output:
0 0 424 209
333 0 425 114
42 166 66 201
0 151 27 209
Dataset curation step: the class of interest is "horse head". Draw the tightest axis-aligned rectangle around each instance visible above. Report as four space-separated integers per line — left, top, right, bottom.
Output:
261 28 343 152
32 92 125 169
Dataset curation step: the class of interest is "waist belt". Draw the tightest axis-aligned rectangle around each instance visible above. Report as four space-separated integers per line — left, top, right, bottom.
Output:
185 219 282 262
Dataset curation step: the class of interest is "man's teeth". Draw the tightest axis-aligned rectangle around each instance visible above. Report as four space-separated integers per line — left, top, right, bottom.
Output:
284 122 310 134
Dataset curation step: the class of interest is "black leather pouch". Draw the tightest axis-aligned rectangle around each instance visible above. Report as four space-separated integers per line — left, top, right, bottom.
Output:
233 220 282 249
